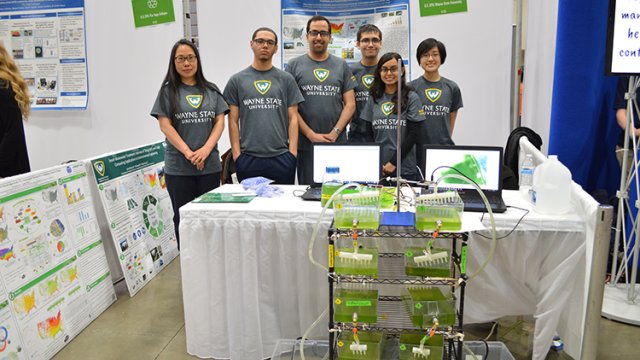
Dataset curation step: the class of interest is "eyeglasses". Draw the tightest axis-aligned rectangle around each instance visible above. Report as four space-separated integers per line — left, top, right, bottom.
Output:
254 38 277 47
421 52 440 59
359 38 381 45
308 30 331 37
175 55 197 63
380 66 399 74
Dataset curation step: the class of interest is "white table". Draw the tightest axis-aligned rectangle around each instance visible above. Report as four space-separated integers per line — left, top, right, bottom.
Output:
179 185 590 360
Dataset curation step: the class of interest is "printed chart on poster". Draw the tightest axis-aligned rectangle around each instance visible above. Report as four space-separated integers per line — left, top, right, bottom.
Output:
0 162 116 359
281 0 410 67
89 142 178 297
0 0 88 109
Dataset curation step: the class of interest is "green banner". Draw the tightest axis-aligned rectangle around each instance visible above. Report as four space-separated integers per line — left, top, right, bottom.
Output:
131 0 175 28
91 142 165 184
419 0 468 17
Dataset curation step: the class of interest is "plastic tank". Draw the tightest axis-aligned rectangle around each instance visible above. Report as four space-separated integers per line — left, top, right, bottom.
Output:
531 155 572 214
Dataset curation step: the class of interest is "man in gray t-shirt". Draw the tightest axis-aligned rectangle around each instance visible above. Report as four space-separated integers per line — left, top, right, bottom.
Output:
224 27 304 184
286 15 357 185
349 24 382 143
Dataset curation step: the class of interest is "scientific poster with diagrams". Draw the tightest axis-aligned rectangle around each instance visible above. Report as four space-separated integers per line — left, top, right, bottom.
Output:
89 142 178 297
0 162 116 359
0 0 88 109
281 0 410 67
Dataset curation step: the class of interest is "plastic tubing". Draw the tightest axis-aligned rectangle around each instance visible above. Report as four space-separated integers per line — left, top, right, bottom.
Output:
434 174 497 282
300 305 329 360
307 182 363 273
302 183 363 360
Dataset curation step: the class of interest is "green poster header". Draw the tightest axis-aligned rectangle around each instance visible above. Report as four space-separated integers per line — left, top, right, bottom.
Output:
419 0 468 17
91 142 165 184
132 0 175 28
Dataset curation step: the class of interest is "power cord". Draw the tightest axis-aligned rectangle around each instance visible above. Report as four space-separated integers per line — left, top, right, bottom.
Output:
475 206 529 240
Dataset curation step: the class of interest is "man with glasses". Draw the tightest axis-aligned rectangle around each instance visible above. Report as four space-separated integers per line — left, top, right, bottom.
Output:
223 27 304 184
286 15 357 185
348 24 382 143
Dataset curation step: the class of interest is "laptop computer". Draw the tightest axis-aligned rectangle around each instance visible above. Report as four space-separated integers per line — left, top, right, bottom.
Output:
422 145 507 213
301 143 381 201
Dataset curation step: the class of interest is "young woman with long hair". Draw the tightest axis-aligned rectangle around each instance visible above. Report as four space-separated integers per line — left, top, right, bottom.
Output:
0 43 31 178
150 39 229 248
361 52 425 181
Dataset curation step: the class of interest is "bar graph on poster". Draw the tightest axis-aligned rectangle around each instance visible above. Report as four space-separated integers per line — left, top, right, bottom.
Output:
0 162 116 359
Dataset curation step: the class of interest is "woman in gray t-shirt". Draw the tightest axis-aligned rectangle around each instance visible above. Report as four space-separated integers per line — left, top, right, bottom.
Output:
361 52 425 182
150 39 229 248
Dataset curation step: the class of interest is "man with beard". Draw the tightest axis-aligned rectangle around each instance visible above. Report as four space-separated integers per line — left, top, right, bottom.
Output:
286 15 357 185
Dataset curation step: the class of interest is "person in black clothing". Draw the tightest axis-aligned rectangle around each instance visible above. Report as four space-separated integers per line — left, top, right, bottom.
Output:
0 43 31 178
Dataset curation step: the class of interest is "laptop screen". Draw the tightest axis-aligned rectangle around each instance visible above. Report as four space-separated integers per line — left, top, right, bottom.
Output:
423 146 503 191
311 143 381 185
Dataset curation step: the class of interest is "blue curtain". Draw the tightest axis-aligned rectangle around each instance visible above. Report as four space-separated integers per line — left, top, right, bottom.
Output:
549 0 620 197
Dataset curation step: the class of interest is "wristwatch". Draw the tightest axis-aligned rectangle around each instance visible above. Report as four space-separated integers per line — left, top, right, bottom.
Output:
334 127 341 135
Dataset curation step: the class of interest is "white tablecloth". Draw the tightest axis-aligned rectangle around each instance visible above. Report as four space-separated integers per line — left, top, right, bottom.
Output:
179 185 589 360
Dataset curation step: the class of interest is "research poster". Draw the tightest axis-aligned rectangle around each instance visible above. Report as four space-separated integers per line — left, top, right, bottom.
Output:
0 0 88 109
281 0 410 67
0 162 116 359
90 143 178 297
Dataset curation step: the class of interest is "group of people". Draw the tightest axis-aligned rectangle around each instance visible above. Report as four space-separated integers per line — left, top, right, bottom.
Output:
151 16 463 245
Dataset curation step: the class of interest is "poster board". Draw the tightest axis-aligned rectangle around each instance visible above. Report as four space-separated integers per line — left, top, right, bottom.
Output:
281 0 411 68
606 0 640 75
0 162 116 359
0 0 89 109
88 142 178 297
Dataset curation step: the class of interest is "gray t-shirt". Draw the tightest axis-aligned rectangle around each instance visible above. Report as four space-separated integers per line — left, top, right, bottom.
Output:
150 83 229 175
361 91 425 178
286 54 357 150
410 76 463 145
223 66 304 157
348 61 377 142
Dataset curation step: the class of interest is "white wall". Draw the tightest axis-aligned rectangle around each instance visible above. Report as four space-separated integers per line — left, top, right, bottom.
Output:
199 0 514 153
24 0 514 170
24 0 184 170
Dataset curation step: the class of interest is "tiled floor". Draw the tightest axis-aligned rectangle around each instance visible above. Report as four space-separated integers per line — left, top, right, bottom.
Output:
52 258 640 359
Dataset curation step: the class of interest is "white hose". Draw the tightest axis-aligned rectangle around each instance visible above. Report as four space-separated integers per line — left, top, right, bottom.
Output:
434 173 497 281
302 183 363 360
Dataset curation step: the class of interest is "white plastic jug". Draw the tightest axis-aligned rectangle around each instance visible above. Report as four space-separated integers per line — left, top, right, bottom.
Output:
531 155 572 214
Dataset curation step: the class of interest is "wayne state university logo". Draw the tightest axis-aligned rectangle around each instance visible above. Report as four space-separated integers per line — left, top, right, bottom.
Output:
425 88 442 102
313 68 330 82
93 161 105 177
381 101 395 116
186 94 203 109
362 74 374 89
254 80 271 95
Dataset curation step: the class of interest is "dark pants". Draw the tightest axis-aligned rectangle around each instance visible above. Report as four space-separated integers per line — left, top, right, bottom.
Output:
296 149 313 185
165 172 220 249
235 152 297 184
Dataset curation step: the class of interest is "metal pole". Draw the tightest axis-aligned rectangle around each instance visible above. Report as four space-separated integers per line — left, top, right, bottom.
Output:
182 0 192 40
581 206 613 360
509 0 523 132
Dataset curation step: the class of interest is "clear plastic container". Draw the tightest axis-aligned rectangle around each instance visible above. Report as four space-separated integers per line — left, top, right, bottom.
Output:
336 330 385 360
414 191 463 231
402 286 456 328
531 155 572 214
334 284 379 324
333 188 380 230
398 333 443 360
404 246 451 277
